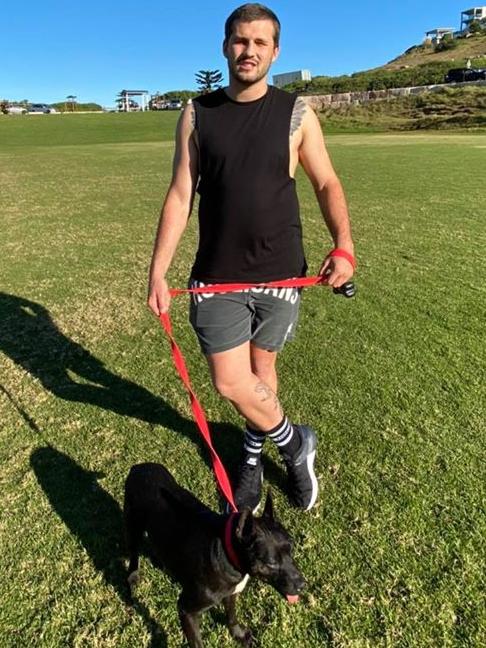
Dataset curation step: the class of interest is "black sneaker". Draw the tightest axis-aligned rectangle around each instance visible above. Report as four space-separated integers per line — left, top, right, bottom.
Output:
231 453 264 513
283 425 318 511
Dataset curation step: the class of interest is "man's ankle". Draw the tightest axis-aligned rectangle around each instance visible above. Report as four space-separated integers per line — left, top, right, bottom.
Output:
266 417 302 458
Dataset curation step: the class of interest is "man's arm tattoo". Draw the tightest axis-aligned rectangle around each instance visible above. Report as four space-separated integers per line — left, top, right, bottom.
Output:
289 97 307 138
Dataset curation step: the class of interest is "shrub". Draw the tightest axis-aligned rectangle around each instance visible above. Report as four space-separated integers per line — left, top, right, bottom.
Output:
285 61 466 95
435 35 458 52
468 20 484 34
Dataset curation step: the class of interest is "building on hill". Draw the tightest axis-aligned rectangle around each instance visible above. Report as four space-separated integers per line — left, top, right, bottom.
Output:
425 7 486 43
424 28 455 44
460 6 486 31
273 70 311 88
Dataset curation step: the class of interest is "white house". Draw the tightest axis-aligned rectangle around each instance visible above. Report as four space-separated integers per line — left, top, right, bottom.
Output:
461 6 486 30
273 70 311 89
424 28 455 43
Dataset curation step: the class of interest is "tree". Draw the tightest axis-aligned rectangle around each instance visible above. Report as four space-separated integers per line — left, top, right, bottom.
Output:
468 20 484 34
195 70 223 94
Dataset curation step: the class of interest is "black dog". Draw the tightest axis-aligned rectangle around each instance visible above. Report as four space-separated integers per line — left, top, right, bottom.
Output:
124 462 305 647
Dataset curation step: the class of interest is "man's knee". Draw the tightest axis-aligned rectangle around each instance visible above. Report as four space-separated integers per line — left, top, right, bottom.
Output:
212 374 248 401
251 348 277 386
207 343 256 401
252 365 275 386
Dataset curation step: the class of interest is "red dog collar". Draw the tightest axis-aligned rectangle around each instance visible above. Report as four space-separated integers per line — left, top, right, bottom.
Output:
223 513 244 573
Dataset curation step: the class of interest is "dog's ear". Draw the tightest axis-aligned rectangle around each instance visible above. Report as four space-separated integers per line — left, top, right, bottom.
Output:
235 508 255 542
262 490 275 521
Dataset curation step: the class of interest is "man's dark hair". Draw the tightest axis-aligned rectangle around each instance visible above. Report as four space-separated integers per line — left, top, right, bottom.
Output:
224 3 281 46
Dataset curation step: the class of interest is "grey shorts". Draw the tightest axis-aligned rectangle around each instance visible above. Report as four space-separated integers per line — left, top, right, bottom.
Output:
189 279 302 355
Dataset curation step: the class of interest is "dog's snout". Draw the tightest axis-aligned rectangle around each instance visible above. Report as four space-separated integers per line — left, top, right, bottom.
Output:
282 566 306 595
296 575 306 592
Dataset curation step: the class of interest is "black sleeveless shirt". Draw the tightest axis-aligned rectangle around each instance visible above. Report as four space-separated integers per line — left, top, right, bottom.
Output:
191 86 307 282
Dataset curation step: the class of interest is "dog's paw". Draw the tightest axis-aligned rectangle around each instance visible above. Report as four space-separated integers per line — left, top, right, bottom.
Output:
127 569 140 592
230 624 254 646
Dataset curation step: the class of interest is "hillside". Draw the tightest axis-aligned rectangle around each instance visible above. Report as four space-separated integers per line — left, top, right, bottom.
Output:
286 32 486 97
384 32 486 70
318 86 486 132
307 31 486 131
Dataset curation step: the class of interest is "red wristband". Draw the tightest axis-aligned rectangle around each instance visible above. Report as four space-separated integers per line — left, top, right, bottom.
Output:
328 248 356 269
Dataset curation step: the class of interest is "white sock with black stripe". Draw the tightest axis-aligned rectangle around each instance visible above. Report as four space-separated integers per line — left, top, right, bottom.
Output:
243 427 266 466
268 416 301 458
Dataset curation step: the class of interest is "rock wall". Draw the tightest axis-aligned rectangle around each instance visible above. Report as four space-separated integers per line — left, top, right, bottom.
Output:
300 80 486 109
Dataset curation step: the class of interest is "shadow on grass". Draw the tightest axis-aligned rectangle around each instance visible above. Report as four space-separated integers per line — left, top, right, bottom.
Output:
30 445 168 647
0 292 248 474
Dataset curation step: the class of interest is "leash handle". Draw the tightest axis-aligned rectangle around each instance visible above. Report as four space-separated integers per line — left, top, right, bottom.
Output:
333 281 356 298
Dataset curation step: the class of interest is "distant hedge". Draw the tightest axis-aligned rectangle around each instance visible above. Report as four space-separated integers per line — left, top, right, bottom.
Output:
162 90 199 102
285 59 486 95
51 102 103 112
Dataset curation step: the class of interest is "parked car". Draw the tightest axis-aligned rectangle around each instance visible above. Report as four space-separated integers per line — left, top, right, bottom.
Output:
117 99 140 112
445 68 486 83
150 100 170 110
167 99 183 110
471 68 486 81
28 103 57 114
2 105 27 115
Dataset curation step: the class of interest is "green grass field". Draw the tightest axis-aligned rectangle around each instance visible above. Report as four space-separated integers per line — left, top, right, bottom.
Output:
0 112 485 647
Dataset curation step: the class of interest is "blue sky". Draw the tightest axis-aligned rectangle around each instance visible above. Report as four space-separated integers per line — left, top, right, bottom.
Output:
3 1 466 107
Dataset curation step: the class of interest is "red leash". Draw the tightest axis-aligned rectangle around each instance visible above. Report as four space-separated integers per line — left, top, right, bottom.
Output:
167 275 326 296
160 308 239 511
159 275 330 512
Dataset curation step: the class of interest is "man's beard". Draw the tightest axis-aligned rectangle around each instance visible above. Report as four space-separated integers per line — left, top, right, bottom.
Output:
228 59 271 86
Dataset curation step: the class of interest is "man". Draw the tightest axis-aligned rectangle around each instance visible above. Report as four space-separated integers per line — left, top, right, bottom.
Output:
148 3 355 512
